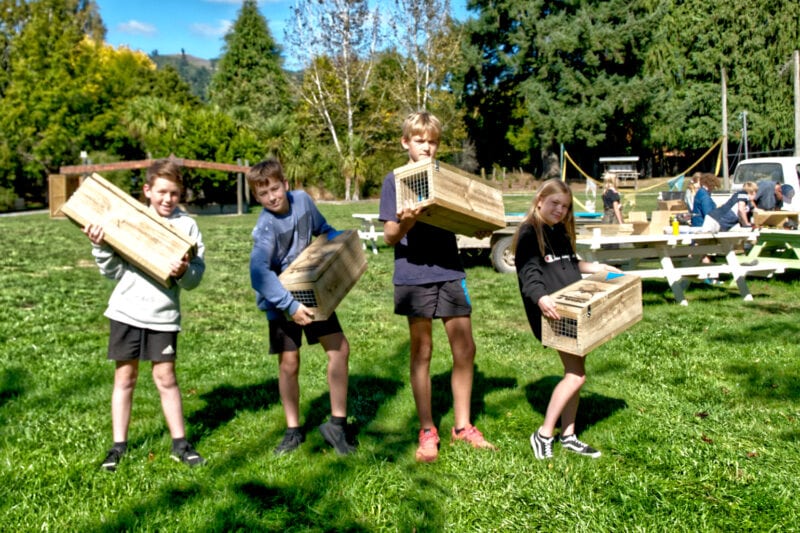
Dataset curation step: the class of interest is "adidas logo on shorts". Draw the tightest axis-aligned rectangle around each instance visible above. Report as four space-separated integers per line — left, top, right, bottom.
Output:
161 344 175 356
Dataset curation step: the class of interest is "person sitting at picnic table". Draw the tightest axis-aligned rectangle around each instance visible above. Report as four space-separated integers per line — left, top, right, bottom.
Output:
690 173 720 227
701 181 757 233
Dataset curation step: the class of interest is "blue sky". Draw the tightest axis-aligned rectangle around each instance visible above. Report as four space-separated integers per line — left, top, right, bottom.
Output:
96 0 471 67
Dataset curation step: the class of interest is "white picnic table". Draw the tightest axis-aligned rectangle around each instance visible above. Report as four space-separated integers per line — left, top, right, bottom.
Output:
576 230 770 305
352 213 383 254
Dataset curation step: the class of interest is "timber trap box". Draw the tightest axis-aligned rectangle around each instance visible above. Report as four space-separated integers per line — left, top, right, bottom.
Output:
48 174 81 218
393 159 505 236
542 272 643 356
278 230 367 321
60 173 197 288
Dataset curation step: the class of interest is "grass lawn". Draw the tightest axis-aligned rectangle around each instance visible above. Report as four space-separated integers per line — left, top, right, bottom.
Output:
1 196 799 532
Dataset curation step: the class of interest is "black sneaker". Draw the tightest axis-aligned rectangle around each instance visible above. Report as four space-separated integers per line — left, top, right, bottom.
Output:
170 442 206 466
530 430 554 460
560 434 601 458
274 430 305 455
101 448 124 472
319 421 355 456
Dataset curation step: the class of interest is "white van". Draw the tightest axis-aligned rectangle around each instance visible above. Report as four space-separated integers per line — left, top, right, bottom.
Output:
714 157 800 210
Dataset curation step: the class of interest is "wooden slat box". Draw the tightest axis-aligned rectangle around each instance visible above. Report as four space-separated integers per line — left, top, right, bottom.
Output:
657 199 686 212
279 230 367 321
753 211 799 228
60 173 197 288
394 159 505 236
48 174 81 218
542 272 642 356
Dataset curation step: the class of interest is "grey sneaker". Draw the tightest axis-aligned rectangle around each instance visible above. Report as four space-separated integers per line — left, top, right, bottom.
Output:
530 430 554 460
274 430 305 455
170 442 206 466
101 447 124 472
560 434 601 458
319 421 355 456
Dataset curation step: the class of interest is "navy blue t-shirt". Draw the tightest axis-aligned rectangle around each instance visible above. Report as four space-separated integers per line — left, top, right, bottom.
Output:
379 172 464 285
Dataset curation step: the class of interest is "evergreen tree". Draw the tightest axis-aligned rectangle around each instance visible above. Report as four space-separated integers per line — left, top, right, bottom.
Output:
209 0 290 123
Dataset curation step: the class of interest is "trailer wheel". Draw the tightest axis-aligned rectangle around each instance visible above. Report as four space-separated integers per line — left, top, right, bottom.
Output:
491 235 516 273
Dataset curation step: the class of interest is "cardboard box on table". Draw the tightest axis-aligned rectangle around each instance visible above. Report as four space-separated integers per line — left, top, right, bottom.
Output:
393 159 505 236
278 230 367 321
60 173 197 288
542 272 643 356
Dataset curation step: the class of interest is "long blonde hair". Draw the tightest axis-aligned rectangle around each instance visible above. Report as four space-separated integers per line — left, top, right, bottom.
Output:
513 179 576 256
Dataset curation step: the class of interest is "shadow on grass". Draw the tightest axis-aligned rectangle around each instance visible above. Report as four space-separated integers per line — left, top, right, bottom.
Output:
187 379 282 438
724 362 800 401
302 374 404 452
0 367 27 408
429 365 517 430
524 376 627 434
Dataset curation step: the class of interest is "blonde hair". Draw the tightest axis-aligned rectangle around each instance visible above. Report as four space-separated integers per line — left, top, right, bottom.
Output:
401 111 442 143
742 181 757 195
513 179 576 256
602 172 617 192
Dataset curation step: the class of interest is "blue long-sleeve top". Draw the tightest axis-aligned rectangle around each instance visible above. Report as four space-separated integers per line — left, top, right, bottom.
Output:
249 190 334 320
691 187 716 227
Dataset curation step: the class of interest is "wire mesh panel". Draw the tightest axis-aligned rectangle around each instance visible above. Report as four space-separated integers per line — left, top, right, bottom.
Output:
542 272 642 356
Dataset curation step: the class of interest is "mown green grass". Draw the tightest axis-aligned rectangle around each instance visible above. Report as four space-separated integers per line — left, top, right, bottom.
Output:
1 197 798 532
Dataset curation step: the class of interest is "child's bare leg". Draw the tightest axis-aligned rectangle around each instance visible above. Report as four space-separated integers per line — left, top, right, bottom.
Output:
539 351 586 438
320 332 350 418
152 361 186 439
443 315 476 429
278 350 301 428
111 360 139 442
408 317 434 428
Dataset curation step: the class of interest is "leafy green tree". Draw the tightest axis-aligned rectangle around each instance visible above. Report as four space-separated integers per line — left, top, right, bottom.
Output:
209 0 290 123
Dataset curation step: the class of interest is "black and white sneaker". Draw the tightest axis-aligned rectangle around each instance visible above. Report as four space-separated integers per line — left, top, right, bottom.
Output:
319 421 355 456
530 430 554 460
101 448 124 472
171 442 206 466
560 434 601 458
274 430 305 455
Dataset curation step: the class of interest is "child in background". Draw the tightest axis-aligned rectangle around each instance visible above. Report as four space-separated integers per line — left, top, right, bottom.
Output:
379 111 496 463
601 173 623 224
248 158 355 456
514 178 621 460
83 159 206 471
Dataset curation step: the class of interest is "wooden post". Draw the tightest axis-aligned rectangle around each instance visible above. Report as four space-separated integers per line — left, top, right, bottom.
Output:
794 50 800 157
721 66 729 190
236 158 243 215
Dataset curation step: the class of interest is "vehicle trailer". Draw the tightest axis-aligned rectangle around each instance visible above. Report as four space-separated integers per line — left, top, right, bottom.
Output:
456 214 525 273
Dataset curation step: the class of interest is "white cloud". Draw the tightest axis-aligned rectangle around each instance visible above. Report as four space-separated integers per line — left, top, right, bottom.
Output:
190 19 233 38
117 20 157 36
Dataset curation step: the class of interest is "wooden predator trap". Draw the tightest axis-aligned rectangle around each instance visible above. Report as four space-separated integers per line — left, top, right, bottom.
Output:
542 272 642 356
393 159 505 236
60 173 197 288
279 230 367 321
48 174 81 218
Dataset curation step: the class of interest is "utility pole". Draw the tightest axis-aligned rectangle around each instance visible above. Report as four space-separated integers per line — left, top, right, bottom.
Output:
795 50 800 157
721 66 729 190
741 111 748 160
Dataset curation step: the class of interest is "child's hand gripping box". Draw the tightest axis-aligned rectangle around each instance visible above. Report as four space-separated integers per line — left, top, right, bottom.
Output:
279 230 368 321
60 173 197 288
542 272 642 356
393 159 505 236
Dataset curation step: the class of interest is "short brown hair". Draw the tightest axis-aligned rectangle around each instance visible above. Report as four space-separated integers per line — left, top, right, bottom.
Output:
699 172 720 191
246 158 285 192
146 159 183 188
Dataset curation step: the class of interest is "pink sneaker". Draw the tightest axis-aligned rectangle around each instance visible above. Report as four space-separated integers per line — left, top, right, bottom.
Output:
415 427 440 463
451 424 497 450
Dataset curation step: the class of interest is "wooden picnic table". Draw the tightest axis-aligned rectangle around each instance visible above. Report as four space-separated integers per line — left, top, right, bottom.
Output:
744 229 800 272
576 231 768 305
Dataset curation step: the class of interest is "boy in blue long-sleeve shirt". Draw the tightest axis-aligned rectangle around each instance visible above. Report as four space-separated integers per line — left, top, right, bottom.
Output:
248 158 354 456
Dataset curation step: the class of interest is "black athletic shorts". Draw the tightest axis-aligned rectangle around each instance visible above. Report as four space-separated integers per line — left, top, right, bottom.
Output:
268 312 343 354
108 319 178 362
394 279 472 318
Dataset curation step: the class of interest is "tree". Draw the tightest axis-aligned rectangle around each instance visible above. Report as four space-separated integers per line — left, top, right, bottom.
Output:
209 0 291 124
286 0 380 200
